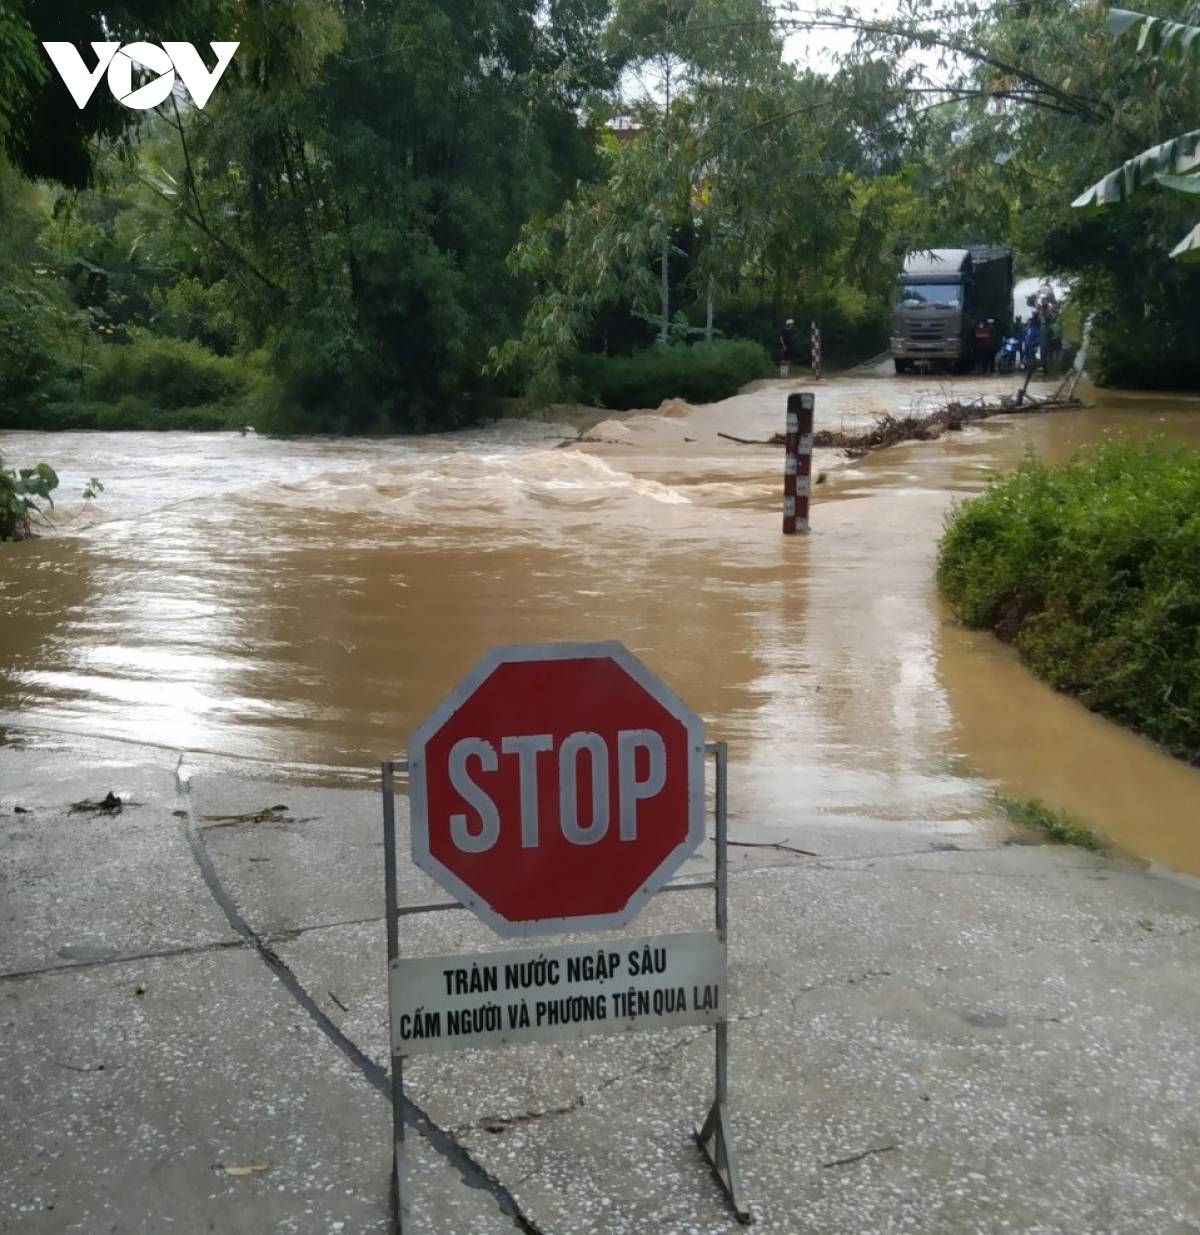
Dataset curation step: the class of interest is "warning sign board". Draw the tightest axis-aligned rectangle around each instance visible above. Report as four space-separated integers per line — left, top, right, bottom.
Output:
389 931 724 1057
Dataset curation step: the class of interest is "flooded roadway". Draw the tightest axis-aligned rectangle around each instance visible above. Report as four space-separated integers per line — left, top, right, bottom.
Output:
3 364 1200 874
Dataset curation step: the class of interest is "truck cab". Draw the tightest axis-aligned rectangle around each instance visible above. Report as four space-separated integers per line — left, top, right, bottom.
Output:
890 246 1012 374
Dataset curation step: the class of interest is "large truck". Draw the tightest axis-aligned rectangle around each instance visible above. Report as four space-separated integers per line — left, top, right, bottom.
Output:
890 245 1014 374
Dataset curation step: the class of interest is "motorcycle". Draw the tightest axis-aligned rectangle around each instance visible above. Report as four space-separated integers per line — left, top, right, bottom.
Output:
996 335 1021 375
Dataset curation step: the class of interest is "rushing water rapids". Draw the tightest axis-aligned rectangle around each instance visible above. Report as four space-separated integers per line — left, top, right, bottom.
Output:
4 366 1200 874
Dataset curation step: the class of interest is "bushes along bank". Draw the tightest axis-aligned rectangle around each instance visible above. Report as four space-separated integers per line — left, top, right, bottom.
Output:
937 440 1200 762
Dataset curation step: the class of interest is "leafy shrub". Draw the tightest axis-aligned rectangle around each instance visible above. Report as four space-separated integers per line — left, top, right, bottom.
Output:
0 289 56 426
148 276 242 356
0 453 58 541
0 449 103 540
938 440 1200 761
26 330 265 430
86 328 251 410
570 338 771 410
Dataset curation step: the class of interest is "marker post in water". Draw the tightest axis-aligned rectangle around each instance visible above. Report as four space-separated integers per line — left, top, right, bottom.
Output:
783 392 814 535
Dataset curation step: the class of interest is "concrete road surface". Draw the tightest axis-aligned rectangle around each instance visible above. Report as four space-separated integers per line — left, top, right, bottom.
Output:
4 733 1200 1234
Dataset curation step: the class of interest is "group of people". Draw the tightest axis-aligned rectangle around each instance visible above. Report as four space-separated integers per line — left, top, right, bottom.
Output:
972 296 1065 375
1014 300 1065 372
779 295 1066 378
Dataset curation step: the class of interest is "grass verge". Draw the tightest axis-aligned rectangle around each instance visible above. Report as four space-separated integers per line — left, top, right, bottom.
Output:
994 793 1105 851
938 439 1200 764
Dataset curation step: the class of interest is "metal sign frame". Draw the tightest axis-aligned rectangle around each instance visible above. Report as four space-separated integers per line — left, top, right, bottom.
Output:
381 740 750 1231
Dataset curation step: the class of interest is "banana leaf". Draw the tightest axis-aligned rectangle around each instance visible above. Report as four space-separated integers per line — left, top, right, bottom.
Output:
1072 9 1200 257
1072 130 1200 211
1155 171 1200 194
1107 7 1200 62
1169 221 1200 261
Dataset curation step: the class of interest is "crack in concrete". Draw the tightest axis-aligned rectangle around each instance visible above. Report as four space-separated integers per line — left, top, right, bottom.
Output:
646 1027 709 1071
730 1007 769 1024
788 969 895 1015
259 914 385 944
723 845 1034 882
0 937 248 983
474 1096 586 1135
174 760 543 1235
457 1021 730 1147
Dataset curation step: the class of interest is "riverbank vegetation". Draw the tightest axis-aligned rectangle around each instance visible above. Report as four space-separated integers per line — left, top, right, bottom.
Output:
0 453 59 541
994 794 1104 852
3 1 1200 433
0 450 101 541
938 441 1200 764
571 338 771 411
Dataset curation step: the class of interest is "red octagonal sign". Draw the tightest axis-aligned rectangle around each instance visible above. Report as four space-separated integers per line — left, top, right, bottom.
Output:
408 641 706 937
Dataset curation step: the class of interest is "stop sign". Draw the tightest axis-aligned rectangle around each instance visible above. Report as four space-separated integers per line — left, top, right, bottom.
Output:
408 641 706 936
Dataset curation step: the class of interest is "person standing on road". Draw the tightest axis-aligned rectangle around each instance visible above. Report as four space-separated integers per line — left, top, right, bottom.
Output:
779 318 797 377
1044 310 1063 370
1023 312 1042 372
972 320 992 374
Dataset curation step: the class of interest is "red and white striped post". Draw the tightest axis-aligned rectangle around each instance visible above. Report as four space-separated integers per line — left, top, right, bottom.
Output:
811 321 822 380
783 392 814 535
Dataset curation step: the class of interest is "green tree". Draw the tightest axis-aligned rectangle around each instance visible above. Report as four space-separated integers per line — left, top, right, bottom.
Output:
603 0 782 341
1 0 221 187
0 160 84 425
492 10 911 404
178 0 614 430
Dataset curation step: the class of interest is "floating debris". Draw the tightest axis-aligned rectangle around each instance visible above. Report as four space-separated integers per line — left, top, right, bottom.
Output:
718 390 1084 458
812 392 1083 453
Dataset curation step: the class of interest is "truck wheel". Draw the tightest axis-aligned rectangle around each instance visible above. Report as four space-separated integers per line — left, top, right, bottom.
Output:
894 359 913 374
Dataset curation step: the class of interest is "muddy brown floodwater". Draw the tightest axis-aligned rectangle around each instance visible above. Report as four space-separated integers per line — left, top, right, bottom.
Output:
3 364 1200 874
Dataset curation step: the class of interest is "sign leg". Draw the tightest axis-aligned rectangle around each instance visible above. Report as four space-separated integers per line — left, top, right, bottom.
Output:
696 1096 751 1224
391 1118 409 1235
383 761 408 1234
696 743 751 1223
390 1149 400 1235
